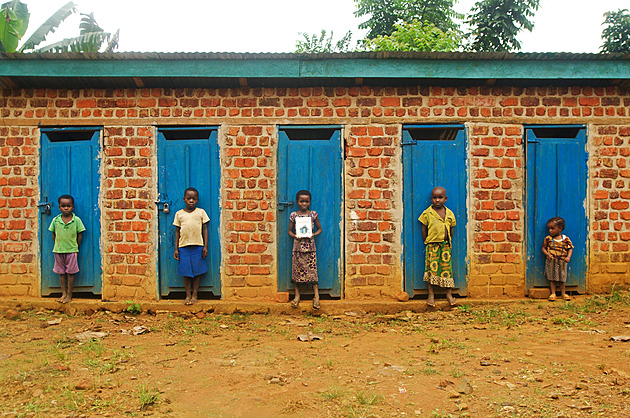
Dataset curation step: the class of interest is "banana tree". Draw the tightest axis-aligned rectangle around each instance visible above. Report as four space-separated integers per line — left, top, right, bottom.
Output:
38 12 118 52
0 1 118 53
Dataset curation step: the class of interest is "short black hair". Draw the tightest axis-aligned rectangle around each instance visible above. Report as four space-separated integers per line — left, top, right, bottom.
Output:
547 216 565 230
295 189 311 201
184 187 199 198
58 194 74 205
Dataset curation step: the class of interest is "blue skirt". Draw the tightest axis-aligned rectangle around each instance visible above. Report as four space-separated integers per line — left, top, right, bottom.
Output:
178 246 208 278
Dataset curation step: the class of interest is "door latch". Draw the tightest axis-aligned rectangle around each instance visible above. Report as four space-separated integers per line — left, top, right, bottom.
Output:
278 200 293 211
162 202 170 214
38 202 51 215
155 197 172 214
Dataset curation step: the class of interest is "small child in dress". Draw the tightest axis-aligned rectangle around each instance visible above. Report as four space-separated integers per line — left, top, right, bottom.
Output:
541 216 573 301
419 187 457 307
173 187 209 305
49 195 85 304
288 190 322 310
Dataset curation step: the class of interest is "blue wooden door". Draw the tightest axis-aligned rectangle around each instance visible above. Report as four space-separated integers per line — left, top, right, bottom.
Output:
40 128 102 296
402 125 468 296
157 127 221 297
277 127 343 297
526 127 587 292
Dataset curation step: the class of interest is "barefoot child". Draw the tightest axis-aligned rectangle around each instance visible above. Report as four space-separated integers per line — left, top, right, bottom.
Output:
419 187 457 307
173 187 209 305
542 216 573 301
49 195 85 303
288 190 322 310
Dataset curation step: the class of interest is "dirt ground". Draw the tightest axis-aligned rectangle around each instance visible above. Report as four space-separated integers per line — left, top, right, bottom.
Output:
1 293 630 417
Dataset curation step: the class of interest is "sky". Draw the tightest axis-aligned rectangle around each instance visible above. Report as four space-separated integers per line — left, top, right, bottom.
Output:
18 0 630 53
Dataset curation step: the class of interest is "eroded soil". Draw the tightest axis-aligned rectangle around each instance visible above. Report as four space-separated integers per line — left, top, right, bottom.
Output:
1 293 630 417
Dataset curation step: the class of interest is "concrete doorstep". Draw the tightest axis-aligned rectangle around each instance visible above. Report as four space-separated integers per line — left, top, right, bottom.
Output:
0 296 561 317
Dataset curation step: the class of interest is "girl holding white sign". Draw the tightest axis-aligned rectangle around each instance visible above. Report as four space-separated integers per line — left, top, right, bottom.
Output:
288 190 322 310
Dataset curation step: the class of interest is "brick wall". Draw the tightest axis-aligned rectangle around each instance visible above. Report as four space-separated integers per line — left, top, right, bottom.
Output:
0 126 38 296
102 126 156 300
589 125 630 291
345 124 402 299
1 85 629 300
468 124 525 297
222 125 276 299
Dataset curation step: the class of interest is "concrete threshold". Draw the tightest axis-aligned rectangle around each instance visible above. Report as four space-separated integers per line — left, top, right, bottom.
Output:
0 296 557 316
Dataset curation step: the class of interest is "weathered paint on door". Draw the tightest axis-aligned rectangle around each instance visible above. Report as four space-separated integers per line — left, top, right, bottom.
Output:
157 128 221 297
277 127 343 297
40 128 102 296
402 125 468 296
526 127 587 292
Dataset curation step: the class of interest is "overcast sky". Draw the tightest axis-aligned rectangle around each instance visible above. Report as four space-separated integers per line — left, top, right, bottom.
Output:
20 0 629 53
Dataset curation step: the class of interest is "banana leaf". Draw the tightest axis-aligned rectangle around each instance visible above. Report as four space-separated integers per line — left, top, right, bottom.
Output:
0 0 29 52
37 30 110 53
19 1 75 52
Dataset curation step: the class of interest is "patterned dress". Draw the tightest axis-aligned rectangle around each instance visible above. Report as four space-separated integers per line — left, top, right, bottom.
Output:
543 235 573 283
418 206 456 288
290 211 318 284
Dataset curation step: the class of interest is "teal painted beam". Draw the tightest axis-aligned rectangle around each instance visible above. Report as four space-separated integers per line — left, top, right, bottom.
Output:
1 58 629 79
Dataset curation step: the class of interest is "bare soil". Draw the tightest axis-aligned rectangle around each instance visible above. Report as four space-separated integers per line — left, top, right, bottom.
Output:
1 293 630 417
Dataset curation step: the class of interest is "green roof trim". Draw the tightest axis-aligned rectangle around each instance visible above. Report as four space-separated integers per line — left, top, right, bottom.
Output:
1 57 630 80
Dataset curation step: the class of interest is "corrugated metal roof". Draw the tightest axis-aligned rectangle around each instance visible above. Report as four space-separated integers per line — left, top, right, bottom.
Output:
1 51 630 61
1 51 629 89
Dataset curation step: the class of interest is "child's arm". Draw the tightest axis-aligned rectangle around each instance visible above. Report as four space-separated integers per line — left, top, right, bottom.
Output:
201 222 208 259
312 217 322 237
288 219 297 238
563 247 573 263
77 231 83 247
174 227 181 260
52 231 56 243
421 223 428 242
541 238 552 259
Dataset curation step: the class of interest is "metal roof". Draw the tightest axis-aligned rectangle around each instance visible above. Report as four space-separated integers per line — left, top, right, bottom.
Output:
1 51 629 89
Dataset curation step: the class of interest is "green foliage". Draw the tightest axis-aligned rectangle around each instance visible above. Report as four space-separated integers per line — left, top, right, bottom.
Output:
125 301 141 315
0 1 117 53
0 0 30 52
601 9 630 53
295 29 353 53
19 1 75 52
364 20 461 52
138 385 160 410
466 0 540 52
354 0 461 39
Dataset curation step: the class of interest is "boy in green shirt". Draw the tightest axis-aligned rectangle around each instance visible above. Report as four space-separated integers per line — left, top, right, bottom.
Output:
48 195 85 303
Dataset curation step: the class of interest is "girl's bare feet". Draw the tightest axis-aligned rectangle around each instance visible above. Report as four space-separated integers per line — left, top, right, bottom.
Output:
290 298 300 308
57 294 66 303
427 295 436 308
190 296 198 305
62 294 72 303
184 297 192 305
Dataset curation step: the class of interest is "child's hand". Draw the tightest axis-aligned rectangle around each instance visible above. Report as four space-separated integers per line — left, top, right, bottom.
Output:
174 249 179 260
546 254 553 260
202 246 208 259
563 256 571 263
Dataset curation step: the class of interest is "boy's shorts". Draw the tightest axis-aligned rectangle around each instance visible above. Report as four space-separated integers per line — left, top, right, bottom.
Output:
53 253 79 275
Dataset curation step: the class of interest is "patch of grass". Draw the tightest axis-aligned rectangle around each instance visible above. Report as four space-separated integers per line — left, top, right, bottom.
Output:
470 307 531 327
80 340 104 357
61 386 87 410
449 368 465 378
138 385 160 410
125 301 141 315
318 385 346 401
355 390 383 406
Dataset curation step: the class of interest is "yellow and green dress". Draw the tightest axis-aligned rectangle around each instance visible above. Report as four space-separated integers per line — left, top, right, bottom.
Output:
418 206 456 288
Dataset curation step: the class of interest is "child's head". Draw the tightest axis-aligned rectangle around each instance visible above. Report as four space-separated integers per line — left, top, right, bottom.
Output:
183 187 199 210
58 195 74 214
295 190 311 211
430 186 447 208
546 217 565 237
